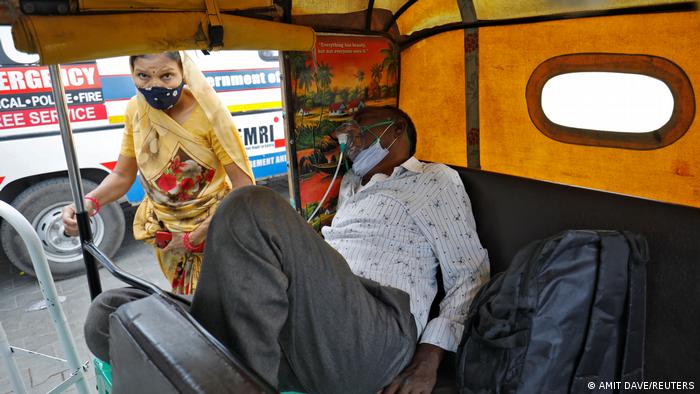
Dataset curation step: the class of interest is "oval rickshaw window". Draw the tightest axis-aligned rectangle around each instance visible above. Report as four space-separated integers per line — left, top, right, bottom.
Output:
542 72 674 133
526 54 696 150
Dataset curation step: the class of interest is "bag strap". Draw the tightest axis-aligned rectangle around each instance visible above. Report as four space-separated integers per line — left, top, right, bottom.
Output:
570 231 630 393
619 232 649 390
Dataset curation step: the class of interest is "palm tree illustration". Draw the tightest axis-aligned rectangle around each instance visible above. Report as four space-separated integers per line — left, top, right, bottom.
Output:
289 52 306 99
370 64 382 83
297 67 314 127
370 64 383 99
339 88 350 104
351 86 363 100
381 45 399 88
315 63 333 118
313 62 333 148
354 70 365 92
288 52 314 131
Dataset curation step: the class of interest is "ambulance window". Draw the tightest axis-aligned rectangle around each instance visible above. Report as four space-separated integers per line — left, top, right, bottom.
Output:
258 50 279 62
526 54 695 150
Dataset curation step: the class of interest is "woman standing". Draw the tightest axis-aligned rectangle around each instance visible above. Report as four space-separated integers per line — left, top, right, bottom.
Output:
62 51 254 295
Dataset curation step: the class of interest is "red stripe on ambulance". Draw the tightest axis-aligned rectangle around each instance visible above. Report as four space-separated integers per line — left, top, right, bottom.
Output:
0 176 4 186
0 104 107 129
101 161 117 171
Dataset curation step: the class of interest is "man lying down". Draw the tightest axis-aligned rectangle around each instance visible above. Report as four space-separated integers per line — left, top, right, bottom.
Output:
85 106 490 394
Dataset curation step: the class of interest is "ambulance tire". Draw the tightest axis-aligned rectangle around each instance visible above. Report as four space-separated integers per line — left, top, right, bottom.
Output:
0 178 125 280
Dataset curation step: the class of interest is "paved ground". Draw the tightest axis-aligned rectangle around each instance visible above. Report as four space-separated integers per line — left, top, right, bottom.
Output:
0 176 290 394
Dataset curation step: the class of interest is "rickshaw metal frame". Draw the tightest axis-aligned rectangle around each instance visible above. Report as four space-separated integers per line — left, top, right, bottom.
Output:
0 198 90 394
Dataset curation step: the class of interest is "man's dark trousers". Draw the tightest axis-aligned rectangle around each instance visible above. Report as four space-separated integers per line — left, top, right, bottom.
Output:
189 186 416 393
85 186 416 393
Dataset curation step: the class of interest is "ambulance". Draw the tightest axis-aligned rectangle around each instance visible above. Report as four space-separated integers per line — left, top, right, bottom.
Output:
0 26 287 279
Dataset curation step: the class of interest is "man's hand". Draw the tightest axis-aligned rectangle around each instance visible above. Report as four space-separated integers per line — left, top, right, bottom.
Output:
382 343 445 394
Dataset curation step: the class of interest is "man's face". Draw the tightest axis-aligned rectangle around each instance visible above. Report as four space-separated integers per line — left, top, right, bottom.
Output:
340 110 396 160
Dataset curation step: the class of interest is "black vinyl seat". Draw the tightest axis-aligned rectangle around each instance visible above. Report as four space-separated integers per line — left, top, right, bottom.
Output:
109 293 275 394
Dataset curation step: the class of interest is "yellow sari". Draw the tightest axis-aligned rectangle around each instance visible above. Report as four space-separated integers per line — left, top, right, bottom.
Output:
121 52 253 295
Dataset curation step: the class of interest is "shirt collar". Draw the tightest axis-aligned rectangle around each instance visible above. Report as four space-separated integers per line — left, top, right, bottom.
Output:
350 156 422 193
397 156 423 175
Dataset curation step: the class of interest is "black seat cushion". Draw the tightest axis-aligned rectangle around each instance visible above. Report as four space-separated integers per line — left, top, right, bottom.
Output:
109 294 275 394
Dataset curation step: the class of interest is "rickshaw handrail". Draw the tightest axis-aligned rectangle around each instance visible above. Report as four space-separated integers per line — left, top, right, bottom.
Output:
83 242 171 298
0 200 90 394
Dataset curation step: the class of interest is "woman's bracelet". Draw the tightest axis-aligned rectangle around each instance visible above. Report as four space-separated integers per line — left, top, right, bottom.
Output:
84 196 100 216
183 232 205 253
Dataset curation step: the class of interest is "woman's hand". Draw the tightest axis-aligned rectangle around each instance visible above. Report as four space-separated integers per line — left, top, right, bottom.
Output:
188 225 207 246
162 233 188 254
61 200 97 237
61 154 137 237
61 204 78 236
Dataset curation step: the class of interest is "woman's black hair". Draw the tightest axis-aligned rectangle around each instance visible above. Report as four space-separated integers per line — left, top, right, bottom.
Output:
129 52 182 70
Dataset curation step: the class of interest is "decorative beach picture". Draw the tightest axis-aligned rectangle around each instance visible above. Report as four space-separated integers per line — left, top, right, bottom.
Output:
288 34 399 229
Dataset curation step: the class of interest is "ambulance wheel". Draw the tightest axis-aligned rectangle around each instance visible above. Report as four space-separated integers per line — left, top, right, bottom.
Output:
0 178 125 280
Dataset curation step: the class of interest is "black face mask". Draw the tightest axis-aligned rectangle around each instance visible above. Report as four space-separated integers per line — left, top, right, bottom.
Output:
138 80 185 110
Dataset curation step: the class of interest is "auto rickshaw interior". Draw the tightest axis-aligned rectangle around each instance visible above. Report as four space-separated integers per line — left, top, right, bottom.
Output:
2 0 698 392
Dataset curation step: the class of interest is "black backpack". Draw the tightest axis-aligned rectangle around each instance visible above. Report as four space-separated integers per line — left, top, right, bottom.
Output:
457 230 648 394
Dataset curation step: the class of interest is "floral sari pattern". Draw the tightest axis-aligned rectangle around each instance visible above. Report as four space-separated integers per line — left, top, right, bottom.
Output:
154 150 216 203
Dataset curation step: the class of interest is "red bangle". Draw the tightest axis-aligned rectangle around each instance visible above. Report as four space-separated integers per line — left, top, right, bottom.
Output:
84 196 100 216
183 232 205 253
